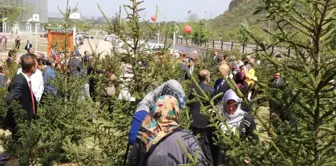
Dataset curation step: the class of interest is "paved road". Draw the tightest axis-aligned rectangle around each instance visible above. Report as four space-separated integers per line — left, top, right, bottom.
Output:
0 34 206 62
78 38 113 56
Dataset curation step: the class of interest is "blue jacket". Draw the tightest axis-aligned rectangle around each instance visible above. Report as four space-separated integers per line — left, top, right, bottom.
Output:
0 74 7 87
43 66 57 94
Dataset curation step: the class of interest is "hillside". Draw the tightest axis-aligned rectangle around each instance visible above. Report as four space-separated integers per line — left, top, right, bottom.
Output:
229 0 250 11
209 0 268 40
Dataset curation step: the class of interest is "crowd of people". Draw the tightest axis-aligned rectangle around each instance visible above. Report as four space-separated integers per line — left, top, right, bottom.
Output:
0 46 118 128
0 46 291 165
126 51 290 166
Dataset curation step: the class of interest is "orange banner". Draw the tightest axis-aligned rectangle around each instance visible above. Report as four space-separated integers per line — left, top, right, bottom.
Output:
47 30 74 59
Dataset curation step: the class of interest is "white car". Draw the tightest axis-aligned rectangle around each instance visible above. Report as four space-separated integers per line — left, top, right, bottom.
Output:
104 35 116 41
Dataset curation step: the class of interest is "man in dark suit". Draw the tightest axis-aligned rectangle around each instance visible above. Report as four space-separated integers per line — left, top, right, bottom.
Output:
269 71 291 122
3 55 37 137
24 40 32 52
184 58 195 80
188 69 215 165
213 63 231 105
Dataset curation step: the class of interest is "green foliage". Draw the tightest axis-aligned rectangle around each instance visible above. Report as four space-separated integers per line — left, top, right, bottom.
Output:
1 0 335 166
245 0 335 165
237 20 251 53
75 21 93 33
187 13 200 23
191 21 208 46
0 0 190 165
237 21 250 45
177 0 336 165
209 0 267 42
0 0 24 26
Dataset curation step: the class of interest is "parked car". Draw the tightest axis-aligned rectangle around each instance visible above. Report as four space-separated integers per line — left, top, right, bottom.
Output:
40 33 48 38
104 35 116 41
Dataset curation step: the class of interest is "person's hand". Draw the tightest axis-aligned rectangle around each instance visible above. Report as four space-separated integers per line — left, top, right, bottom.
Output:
7 79 11 84
244 157 251 165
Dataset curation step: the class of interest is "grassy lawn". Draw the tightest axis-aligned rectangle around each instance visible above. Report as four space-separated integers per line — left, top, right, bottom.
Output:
5 41 48 53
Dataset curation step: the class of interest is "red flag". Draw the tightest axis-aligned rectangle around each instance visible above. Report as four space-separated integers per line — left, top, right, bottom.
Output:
188 10 191 14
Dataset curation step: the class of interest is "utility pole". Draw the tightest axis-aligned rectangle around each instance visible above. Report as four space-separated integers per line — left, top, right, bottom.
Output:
119 5 122 28
155 5 160 44
35 23 40 52
172 24 179 51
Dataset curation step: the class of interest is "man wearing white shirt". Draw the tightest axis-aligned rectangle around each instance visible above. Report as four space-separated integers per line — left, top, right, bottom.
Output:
17 54 44 102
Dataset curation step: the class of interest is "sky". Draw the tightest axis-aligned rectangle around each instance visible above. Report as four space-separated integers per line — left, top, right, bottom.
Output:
48 0 231 21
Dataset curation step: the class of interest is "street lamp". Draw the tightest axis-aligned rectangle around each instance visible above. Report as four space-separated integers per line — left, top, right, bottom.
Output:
70 12 81 47
172 24 179 51
32 14 40 52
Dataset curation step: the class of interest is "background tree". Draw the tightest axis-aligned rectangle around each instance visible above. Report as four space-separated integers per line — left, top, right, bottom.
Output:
210 0 336 165
181 0 336 165
75 21 93 33
237 20 250 54
1 0 335 166
191 20 207 46
0 0 190 165
0 0 25 31
187 13 200 23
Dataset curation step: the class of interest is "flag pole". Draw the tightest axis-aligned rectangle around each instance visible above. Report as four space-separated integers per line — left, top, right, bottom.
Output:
155 5 160 44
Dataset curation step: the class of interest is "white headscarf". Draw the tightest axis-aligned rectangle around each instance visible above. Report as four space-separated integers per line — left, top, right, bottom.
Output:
219 89 246 134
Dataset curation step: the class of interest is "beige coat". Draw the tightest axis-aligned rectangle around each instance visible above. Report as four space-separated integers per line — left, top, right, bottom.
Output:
104 74 117 96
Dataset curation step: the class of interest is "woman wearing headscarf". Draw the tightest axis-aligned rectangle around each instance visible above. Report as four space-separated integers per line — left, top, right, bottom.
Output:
214 89 258 165
129 95 208 166
128 80 186 145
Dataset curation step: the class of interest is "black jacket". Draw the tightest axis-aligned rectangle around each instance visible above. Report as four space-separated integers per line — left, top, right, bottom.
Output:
212 78 230 105
269 77 287 114
24 43 32 51
4 73 37 130
214 113 258 165
234 72 246 86
269 78 286 89
188 81 215 129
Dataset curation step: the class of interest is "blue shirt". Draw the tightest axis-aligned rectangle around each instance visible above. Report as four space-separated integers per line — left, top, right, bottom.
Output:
43 66 57 94
0 74 7 87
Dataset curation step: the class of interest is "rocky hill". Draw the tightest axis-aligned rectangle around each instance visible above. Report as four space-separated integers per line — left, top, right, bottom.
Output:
209 0 267 40
229 0 250 11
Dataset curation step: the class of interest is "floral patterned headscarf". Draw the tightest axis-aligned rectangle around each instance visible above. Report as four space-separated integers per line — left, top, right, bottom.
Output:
139 95 180 151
